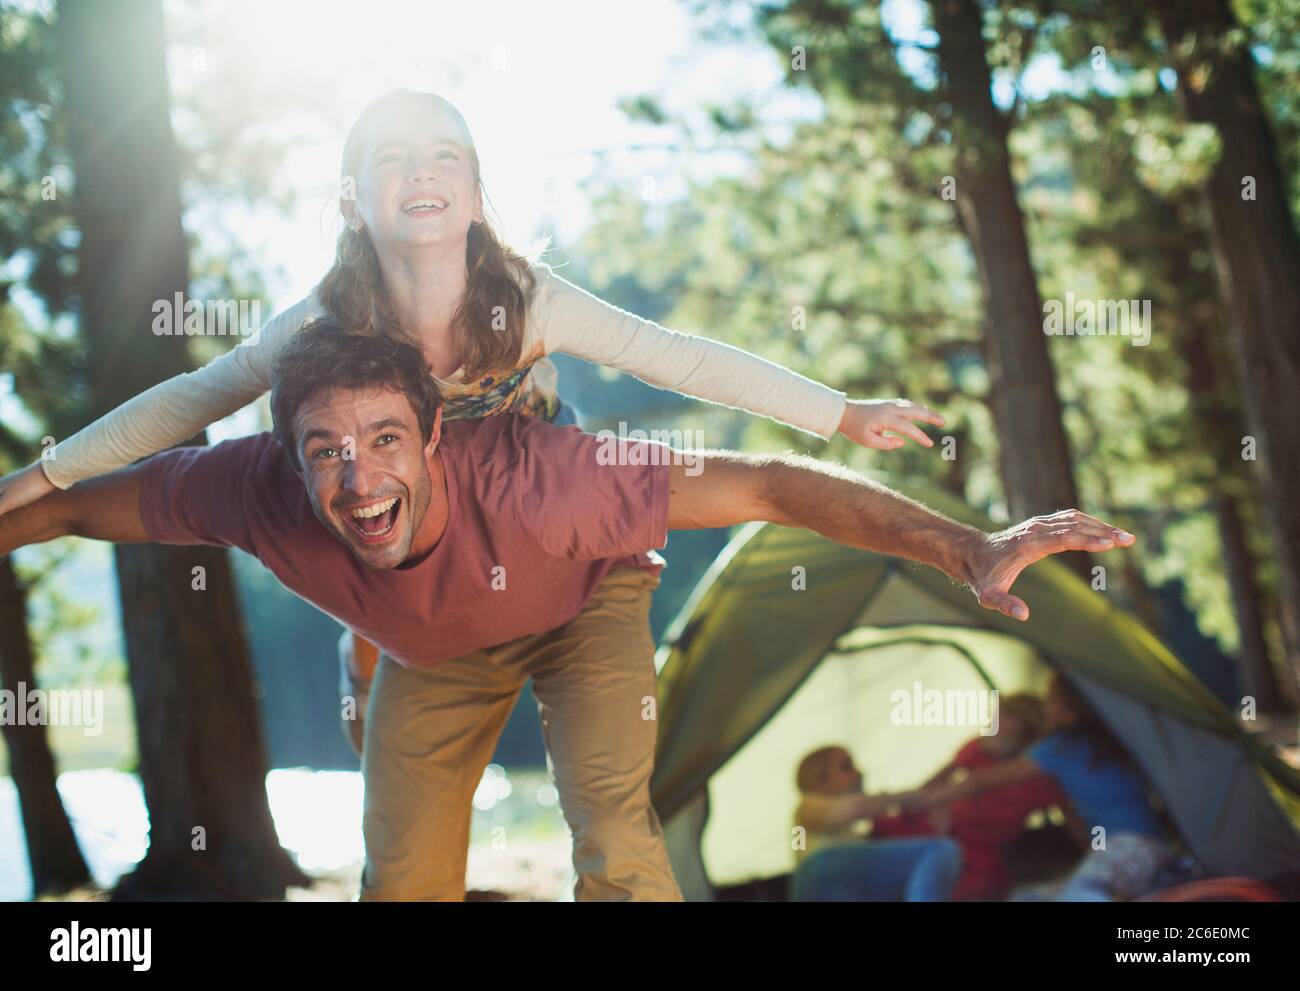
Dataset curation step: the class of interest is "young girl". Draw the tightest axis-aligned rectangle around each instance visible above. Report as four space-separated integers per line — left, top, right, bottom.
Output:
0 90 943 742
791 745 963 902
898 675 1176 901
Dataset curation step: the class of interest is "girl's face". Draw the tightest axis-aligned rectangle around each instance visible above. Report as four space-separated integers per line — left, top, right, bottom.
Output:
817 748 864 794
349 101 483 255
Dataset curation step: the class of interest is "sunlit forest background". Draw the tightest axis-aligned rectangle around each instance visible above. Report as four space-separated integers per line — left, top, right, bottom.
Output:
1 0 1298 900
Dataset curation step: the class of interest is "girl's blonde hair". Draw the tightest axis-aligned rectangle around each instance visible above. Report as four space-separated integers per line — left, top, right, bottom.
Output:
795 746 848 793
317 89 541 380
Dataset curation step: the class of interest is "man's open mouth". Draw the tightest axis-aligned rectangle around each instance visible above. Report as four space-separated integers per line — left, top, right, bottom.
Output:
343 496 401 543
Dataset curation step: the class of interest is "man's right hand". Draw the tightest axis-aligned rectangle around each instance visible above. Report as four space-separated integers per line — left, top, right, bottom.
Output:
0 461 56 520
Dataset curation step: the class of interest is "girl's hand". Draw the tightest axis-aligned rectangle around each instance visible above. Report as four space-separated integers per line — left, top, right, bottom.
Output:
0 462 56 519
892 789 931 815
838 399 945 451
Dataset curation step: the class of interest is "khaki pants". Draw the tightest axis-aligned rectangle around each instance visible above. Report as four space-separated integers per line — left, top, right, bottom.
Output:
359 567 683 902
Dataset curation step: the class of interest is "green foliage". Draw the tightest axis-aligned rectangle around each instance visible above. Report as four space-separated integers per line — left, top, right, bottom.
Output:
576 0 1299 668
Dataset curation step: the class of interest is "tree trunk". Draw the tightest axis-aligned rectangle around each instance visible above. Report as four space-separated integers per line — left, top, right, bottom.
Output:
1181 295 1292 711
1153 0 1300 685
0 557 91 895
1214 496 1288 710
58 0 308 899
929 0 1088 578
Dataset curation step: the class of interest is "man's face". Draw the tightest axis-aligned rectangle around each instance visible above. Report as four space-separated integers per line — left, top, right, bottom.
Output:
292 384 440 569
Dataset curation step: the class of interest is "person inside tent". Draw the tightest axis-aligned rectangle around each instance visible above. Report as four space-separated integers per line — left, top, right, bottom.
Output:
790 746 962 901
897 674 1177 901
870 693 1068 900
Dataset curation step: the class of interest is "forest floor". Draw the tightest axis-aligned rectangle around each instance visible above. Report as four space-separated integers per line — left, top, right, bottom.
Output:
39 835 575 902
285 835 575 902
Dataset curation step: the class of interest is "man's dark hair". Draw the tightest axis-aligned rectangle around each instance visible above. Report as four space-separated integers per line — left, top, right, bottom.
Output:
269 316 442 466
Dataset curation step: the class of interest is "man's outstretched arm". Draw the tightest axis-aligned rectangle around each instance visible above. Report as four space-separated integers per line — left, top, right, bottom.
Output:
665 451 1134 621
0 464 150 557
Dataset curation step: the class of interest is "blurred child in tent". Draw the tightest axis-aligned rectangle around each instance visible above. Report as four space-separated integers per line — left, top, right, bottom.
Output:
790 746 962 901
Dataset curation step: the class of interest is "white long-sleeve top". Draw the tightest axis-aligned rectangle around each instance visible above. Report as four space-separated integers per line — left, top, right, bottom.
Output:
43 260 846 489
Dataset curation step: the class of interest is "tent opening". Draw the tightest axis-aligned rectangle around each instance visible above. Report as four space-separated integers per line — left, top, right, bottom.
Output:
700 628 1061 889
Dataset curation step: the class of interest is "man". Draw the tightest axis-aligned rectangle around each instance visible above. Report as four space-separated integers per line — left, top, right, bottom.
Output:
0 318 1135 901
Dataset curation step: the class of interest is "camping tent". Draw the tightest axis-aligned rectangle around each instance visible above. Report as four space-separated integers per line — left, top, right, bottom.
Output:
649 482 1300 900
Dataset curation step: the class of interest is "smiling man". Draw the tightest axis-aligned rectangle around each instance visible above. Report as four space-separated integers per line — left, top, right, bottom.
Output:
0 318 1135 902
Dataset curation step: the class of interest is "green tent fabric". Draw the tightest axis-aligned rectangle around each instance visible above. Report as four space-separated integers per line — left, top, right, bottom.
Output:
649 481 1300 900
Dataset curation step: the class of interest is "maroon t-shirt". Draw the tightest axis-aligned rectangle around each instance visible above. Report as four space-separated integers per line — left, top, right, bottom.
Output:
138 416 669 667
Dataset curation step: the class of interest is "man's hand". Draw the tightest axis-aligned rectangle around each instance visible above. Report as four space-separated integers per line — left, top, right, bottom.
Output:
0 462 56 520
838 399 945 451
964 510 1135 621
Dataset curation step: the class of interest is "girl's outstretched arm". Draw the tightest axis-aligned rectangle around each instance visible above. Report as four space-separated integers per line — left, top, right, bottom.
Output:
799 791 901 832
534 262 943 448
0 295 320 517
900 757 1043 812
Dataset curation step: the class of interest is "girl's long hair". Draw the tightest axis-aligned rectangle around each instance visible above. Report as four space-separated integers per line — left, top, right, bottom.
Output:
317 90 541 380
